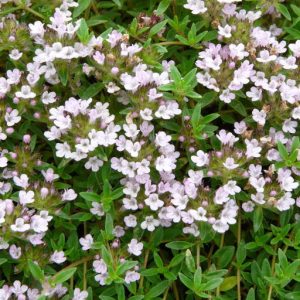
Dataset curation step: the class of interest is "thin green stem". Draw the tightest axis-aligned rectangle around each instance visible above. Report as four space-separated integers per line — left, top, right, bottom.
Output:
21 5 46 20
162 287 170 300
138 248 150 291
172 282 180 300
196 241 201 268
83 222 87 290
267 245 278 300
237 213 242 300
216 234 225 297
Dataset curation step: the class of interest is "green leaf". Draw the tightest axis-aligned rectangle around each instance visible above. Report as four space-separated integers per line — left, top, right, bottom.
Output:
78 82 104 99
77 19 92 44
201 113 220 124
277 141 289 160
185 249 196 273
179 273 194 290
201 278 223 291
0 258 7 266
219 276 237 292
73 0 91 18
156 0 172 15
253 207 263 232
80 192 100 202
58 65 68 87
51 267 77 285
166 241 194 250
105 213 114 237
193 267 202 291
236 241 246 266
28 260 45 282
170 65 182 83
276 4 291 21
213 246 235 268
229 100 247 117
191 103 202 128
117 261 138 275
149 20 168 37
145 280 170 299
246 287 255 300
291 4 300 17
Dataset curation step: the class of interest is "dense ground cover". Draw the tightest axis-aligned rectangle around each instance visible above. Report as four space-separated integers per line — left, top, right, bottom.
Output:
0 0 300 299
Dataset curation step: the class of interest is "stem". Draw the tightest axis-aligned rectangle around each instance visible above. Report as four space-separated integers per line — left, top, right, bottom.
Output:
83 222 87 290
138 248 150 291
162 287 170 300
237 213 242 300
216 234 225 297
196 241 201 268
172 282 180 300
21 5 46 20
91 0 100 14
267 246 278 300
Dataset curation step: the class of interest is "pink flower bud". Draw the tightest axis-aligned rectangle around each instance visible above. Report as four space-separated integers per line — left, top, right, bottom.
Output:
5 199 14 215
23 134 31 144
6 128 14 134
33 112 40 119
40 187 49 199
10 152 17 159
111 67 119 74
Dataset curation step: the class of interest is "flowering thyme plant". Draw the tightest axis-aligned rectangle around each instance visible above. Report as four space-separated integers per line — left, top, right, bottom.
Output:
0 0 300 299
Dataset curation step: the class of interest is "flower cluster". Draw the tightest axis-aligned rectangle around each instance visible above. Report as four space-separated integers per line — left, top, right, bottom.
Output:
0 0 299 298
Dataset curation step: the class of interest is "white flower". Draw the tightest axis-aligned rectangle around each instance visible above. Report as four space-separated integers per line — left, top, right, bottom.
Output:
191 150 209 167
245 139 261 158
15 85 36 99
276 192 295 211
125 271 140 284
213 220 229 233
50 251 67 264
220 89 235 103
90 202 105 217
106 82 120 94
72 288 88 300
9 49 23 60
62 189 77 201
251 193 265 204
93 259 107 274
79 234 94 250
141 216 160 231
0 157 8 168
223 180 241 195
124 214 137 227
184 0 207 14
283 119 297 133
252 109 266 126
155 131 172 147
42 91 56 104
218 24 232 38
11 218 30 232
127 239 143 256
145 194 164 211
5 109 21 126
13 174 29 189
155 155 176 173
31 215 49 233
249 177 265 193
19 190 35 205
223 157 239 169
140 108 153 121
85 157 103 172
256 50 277 63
